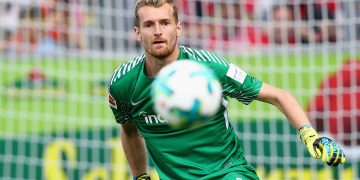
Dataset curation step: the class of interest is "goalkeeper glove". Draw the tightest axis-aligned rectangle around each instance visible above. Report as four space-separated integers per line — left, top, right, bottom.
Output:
299 125 346 167
134 173 151 180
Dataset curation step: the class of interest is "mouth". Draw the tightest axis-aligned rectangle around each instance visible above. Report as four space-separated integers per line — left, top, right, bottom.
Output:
153 40 166 45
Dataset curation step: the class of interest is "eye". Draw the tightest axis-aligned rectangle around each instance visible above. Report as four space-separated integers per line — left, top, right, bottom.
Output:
143 22 153 28
161 21 170 26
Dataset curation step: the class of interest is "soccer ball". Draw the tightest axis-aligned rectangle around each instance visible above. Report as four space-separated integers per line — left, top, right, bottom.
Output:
151 60 223 128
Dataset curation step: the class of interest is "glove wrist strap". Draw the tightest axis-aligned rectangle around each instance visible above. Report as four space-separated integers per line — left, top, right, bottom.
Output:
299 124 312 131
134 173 151 180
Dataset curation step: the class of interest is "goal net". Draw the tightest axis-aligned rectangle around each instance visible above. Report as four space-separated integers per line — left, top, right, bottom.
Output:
0 0 359 179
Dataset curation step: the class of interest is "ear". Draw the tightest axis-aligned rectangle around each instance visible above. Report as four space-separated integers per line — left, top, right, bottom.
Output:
176 22 182 37
134 26 142 42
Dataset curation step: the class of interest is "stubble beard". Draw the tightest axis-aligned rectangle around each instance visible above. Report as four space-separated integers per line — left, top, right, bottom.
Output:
147 38 177 59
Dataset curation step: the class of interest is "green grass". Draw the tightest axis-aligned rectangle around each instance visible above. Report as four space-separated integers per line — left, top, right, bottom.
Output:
226 53 358 119
0 53 358 134
0 57 123 135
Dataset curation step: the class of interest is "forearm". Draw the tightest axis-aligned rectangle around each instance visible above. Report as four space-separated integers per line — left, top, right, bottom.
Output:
120 124 148 177
274 90 311 129
257 83 311 129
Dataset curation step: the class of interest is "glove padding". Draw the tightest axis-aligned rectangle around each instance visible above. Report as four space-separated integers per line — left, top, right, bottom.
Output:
134 174 151 180
299 125 346 167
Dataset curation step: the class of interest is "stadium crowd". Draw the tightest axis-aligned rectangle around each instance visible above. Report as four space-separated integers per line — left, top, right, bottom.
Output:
180 0 360 50
0 0 85 55
0 0 359 54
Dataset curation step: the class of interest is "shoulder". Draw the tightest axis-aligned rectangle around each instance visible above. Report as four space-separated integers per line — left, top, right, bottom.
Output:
180 46 230 67
108 54 145 88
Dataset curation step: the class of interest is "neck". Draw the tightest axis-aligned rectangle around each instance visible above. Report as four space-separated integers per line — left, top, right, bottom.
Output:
144 45 180 77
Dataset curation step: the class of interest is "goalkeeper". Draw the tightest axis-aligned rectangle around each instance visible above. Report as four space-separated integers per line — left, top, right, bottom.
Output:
107 0 345 179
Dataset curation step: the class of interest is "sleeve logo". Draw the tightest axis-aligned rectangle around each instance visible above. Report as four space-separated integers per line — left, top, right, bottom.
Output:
108 94 117 109
226 63 247 84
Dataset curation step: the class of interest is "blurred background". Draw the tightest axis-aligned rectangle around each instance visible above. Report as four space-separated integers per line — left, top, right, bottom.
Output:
0 0 359 179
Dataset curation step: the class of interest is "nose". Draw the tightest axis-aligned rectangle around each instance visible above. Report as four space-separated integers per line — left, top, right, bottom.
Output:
154 23 162 36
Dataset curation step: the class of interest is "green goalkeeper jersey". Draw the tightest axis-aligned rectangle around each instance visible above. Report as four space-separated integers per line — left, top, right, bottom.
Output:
108 46 262 179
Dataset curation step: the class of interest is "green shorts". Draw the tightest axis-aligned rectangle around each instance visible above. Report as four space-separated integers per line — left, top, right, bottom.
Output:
201 163 259 180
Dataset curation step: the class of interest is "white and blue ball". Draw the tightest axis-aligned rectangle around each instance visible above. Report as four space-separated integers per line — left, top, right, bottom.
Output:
152 60 222 128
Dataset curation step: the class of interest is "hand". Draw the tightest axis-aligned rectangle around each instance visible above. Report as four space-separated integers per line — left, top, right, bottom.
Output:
134 173 151 180
299 125 346 166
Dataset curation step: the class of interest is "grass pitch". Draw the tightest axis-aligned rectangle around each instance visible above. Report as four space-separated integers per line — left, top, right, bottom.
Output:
0 53 357 134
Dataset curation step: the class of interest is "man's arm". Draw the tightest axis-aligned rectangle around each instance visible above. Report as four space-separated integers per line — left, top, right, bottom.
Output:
121 121 148 177
256 83 310 129
256 83 345 166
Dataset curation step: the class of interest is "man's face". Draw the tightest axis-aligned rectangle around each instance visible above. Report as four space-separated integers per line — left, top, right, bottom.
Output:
135 3 182 59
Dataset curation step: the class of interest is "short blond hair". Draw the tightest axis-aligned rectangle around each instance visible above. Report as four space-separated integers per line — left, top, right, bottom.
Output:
135 0 179 27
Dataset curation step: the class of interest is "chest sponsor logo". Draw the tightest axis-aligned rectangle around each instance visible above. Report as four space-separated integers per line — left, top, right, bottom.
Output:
139 111 168 124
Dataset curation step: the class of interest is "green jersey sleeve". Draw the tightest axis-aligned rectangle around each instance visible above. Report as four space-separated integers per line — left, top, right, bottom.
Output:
180 47 263 105
107 55 145 124
108 85 133 124
221 63 263 105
